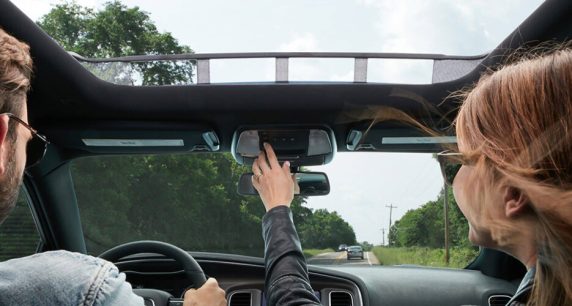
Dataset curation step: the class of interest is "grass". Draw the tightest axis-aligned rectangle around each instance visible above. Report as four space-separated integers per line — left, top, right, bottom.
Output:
303 248 335 258
372 246 479 268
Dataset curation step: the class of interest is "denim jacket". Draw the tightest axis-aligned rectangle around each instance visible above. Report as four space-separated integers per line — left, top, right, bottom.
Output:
507 267 535 306
0 250 143 306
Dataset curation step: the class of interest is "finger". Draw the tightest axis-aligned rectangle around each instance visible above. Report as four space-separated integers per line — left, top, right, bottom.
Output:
292 174 300 194
258 150 271 173
206 277 218 287
252 159 262 176
251 175 261 191
264 143 281 169
282 160 291 175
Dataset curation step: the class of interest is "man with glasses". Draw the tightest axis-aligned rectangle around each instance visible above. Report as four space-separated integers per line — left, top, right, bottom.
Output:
0 28 226 305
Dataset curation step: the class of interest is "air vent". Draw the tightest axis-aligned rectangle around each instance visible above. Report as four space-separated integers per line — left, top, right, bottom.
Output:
229 292 251 306
488 294 512 306
330 291 353 306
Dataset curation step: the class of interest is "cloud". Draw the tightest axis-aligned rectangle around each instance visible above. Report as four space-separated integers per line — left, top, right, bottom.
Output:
14 0 117 21
278 34 356 82
279 32 319 52
330 70 354 82
12 0 52 21
356 0 542 55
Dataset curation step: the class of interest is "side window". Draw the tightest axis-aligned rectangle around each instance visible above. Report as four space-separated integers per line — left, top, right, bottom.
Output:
0 187 42 260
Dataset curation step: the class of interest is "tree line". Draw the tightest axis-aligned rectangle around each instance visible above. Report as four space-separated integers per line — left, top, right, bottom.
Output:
388 159 474 250
72 154 356 256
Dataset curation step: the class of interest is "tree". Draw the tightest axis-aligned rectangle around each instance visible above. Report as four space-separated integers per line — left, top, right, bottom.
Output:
389 187 471 249
297 209 357 249
38 1 193 85
359 241 373 251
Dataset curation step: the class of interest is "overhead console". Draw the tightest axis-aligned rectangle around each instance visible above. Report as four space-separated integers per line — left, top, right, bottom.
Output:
231 125 336 167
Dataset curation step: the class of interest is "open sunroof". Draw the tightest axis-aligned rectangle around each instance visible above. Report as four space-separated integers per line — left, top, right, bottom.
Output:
73 52 486 86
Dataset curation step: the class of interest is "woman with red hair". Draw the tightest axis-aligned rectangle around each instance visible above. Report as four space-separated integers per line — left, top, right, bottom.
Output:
254 48 572 306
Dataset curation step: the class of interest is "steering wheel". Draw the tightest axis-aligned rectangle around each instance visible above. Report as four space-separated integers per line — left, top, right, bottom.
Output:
100 240 207 306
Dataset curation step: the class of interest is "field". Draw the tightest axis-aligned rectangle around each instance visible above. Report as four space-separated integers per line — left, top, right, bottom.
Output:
372 246 479 268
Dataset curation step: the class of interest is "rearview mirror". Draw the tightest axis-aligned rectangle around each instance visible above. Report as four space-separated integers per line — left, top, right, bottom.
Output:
238 172 330 196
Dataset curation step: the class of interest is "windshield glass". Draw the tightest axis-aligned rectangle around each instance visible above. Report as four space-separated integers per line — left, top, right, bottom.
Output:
72 152 478 268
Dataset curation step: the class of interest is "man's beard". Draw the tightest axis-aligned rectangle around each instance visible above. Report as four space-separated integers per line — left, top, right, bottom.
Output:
0 144 23 224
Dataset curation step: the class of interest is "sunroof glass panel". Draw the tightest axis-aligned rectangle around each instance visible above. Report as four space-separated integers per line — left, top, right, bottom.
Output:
80 60 197 86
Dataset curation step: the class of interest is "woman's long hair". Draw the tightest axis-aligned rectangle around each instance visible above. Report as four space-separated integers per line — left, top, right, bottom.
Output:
455 46 572 306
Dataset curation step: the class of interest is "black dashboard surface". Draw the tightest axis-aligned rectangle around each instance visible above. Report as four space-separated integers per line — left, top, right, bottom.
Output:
325 265 518 306
115 252 518 306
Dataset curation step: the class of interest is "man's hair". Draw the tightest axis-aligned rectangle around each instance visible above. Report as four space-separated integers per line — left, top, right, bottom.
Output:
0 27 33 140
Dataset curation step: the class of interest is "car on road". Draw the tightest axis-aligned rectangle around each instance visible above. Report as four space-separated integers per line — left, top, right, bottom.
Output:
337 244 348 252
1 1 566 305
347 246 364 260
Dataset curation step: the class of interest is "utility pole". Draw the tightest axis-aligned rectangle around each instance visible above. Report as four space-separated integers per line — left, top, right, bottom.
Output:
381 228 386 246
444 184 450 265
386 204 397 245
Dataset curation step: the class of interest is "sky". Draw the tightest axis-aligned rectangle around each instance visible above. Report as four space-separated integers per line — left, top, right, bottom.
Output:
12 0 544 245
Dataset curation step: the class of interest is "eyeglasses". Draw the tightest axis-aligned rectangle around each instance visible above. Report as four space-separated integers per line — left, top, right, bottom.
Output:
436 150 466 186
3 113 50 169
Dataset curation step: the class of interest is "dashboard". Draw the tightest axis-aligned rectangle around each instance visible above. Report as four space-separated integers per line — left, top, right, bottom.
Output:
115 252 518 306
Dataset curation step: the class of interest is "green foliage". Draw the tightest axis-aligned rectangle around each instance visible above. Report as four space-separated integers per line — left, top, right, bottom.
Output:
71 154 358 256
73 154 261 255
384 156 476 267
372 246 478 268
359 241 374 252
296 209 357 249
38 1 193 85
389 187 471 249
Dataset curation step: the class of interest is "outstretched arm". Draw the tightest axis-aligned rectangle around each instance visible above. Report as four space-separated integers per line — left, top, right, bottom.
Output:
252 143 320 306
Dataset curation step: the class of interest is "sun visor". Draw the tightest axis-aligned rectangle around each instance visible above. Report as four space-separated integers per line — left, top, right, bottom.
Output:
345 122 455 152
42 121 220 154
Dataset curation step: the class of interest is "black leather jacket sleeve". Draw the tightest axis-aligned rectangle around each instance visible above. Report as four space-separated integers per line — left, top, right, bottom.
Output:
262 206 321 306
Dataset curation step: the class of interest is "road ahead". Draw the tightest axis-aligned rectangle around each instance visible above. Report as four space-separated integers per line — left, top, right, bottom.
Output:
307 251 380 266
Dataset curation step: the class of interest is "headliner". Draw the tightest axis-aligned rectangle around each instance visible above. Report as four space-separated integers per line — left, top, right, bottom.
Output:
0 0 571 157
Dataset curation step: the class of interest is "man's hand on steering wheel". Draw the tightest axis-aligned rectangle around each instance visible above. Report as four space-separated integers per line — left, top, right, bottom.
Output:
99 241 227 305
183 278 227 306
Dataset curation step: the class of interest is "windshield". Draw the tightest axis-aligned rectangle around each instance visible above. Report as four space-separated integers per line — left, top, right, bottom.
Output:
72 152 478 268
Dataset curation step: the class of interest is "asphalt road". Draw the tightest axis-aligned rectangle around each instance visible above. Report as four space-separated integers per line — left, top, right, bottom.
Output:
307 251 380 266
